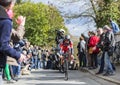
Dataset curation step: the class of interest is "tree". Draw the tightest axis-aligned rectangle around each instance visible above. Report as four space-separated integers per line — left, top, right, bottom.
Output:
63 0 120 28
14 2 67 46
16 0 22 4
85 0 120 27
94 0 120 27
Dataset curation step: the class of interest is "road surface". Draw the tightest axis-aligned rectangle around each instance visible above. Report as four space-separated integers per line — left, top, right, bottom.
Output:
4 69 117 85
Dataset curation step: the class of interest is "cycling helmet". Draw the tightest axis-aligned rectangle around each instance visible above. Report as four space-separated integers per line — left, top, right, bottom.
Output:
59 29 65 34
65 35 70 40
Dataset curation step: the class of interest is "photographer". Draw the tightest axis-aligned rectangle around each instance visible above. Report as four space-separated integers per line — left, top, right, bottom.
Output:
55 29 65 46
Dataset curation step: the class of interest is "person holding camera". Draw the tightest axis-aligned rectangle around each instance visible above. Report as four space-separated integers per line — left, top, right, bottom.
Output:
55 29 65 46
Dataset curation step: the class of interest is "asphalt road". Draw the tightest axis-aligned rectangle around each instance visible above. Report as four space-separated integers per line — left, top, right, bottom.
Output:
4 69 117 85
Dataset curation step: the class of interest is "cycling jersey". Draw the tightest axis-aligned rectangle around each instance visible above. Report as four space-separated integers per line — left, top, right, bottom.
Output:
60 39 73 53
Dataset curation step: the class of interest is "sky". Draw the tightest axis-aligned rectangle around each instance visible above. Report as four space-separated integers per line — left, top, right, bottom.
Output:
32 0 96 36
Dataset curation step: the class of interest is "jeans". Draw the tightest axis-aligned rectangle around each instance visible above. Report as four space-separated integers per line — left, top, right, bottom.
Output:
32 56 38 69
98 52 105 73
37 59 41 69
104 52 114 73
79 52 87 67
12 62 21 77
91 53 98 68
18 63 21 76
41 60 46 69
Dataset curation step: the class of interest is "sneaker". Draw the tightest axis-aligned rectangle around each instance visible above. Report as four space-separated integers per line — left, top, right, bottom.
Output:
12 77 19 81
7 79 16 83
109 72 115 76
103 72 115 76
103 72 109 76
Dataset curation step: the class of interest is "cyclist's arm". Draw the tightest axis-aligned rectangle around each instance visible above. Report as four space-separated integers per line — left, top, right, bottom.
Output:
69 41 74 54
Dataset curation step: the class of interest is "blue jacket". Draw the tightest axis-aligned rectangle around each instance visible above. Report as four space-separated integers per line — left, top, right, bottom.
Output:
0 6 20 68
110 21 120 33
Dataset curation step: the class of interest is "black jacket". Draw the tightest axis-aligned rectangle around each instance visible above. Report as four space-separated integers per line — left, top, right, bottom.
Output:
104 30 115 51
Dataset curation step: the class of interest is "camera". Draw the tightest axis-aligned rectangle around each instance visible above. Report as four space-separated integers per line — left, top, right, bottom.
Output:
14 39 27 50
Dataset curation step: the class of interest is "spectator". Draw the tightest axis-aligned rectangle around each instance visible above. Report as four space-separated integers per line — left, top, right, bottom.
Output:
6 1 26 81
87 31 92 67
11 15 26 43
41 50 47 69
21 50 31 75
37 47 42 69
109 18 120 34
103 25 115 76
4 56 18 83
10 14 26 79
32 45 39 69
96 28 105 74
0 0 26 85
77 35 86 69
88 31 100 69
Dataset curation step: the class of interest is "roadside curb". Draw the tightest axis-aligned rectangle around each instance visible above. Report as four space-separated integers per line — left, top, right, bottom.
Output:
87 70 120 85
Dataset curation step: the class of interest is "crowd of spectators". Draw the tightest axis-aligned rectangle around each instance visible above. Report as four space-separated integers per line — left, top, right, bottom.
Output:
77 19 120 76
3 40 59 83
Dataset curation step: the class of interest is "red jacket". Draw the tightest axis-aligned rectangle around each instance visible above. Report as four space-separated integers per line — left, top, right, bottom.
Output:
88 35 100 53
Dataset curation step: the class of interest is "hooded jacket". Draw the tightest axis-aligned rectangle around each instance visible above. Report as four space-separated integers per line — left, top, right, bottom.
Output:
110 21 120 34
0 5 20 68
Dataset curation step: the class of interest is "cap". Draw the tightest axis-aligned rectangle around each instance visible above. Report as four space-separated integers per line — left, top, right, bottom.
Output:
103 25 111 30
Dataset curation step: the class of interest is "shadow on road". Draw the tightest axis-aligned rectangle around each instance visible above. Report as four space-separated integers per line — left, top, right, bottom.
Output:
20 70 65 81
18 69 89 85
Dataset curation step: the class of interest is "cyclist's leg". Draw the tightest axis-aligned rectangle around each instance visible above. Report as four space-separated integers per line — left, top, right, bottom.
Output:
69 54 74 63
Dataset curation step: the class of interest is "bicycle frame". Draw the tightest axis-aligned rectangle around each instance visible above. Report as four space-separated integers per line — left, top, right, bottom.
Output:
63 52 69 80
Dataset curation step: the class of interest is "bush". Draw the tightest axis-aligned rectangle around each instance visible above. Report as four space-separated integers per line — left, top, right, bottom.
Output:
14 2 67 46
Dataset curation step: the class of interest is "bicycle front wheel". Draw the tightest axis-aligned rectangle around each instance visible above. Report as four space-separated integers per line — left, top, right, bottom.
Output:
64 59 68 80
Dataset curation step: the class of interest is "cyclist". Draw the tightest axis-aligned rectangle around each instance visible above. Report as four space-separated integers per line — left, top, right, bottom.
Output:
59 35 74 67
